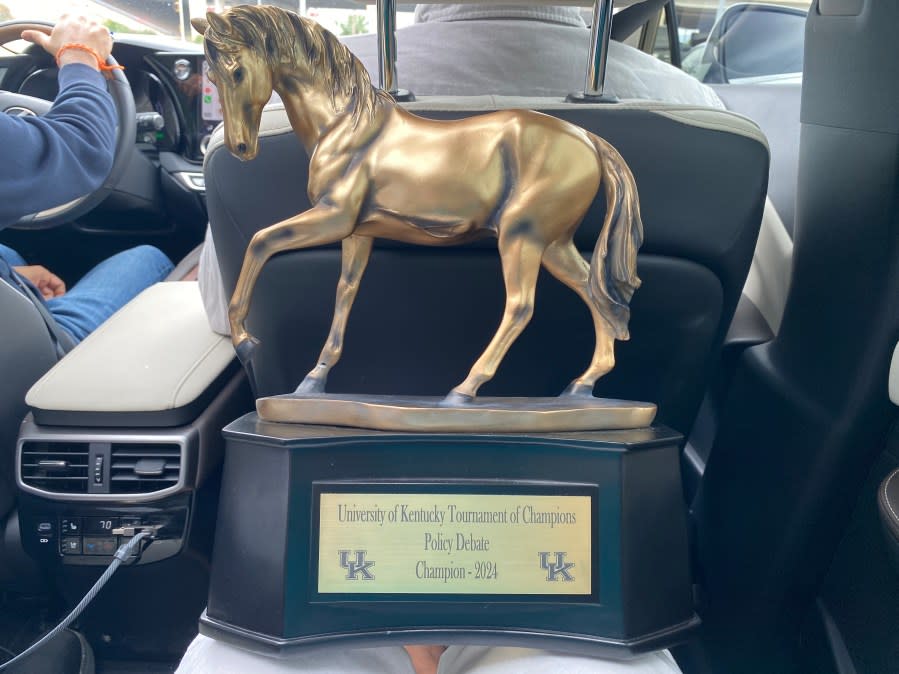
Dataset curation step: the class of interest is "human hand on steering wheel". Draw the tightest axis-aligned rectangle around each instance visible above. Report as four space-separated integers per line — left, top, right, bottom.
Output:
21 14 114 70
0 17 134 228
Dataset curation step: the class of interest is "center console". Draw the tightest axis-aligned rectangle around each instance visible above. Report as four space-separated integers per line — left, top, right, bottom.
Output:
15 282 250 573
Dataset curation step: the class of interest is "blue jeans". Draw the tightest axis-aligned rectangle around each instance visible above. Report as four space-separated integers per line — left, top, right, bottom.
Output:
0 243 173 343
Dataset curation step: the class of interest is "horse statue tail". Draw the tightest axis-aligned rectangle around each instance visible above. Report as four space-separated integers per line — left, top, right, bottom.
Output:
588 135 644 340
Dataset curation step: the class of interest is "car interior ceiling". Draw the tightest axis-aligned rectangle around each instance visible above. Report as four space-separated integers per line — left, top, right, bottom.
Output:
0 1 898 673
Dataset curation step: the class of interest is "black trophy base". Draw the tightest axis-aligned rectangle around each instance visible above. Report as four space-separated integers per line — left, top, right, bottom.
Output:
201 414 698 660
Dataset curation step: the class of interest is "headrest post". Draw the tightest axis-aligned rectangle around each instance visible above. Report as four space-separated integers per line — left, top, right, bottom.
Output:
376 0 396 92
585 0 614 96
376 0 414 101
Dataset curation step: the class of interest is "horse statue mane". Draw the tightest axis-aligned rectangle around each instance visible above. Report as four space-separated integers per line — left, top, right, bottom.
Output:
193 5 644 412
201 5 390 128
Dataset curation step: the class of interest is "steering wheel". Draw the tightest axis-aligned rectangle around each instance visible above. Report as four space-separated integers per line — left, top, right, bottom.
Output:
0 20 135 228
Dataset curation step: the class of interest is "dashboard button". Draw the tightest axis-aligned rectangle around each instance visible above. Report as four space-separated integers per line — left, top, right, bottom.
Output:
61 537 82 555
60 517 81 535
83 537 117 556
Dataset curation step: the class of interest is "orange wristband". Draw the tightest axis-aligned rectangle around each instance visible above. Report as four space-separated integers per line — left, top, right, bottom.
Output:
55 43 124 73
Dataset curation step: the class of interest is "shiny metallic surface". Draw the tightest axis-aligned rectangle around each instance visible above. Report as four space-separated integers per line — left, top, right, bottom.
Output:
196 6 643 407
584 0 614 97
376 0 398 93
15 416 193 503
172 171 205 192
318 492 593 594
257 394 656 431
173 58 192 81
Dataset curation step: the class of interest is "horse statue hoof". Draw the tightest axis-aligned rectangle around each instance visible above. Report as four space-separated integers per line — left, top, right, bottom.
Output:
440 390 475 407
295 376 326 396
561 382 595 398
234 336 261 366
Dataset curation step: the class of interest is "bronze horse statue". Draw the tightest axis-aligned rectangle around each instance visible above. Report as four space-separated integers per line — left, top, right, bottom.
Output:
193 6 643 404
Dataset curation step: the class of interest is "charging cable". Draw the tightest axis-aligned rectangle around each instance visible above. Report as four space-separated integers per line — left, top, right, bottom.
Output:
0 530 155 671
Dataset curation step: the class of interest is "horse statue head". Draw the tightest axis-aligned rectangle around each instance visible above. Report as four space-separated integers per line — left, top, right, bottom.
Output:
192 7 385 161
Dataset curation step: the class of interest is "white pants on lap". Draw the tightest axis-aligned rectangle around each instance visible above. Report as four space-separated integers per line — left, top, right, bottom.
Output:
439 646 680 674
175 635 682 674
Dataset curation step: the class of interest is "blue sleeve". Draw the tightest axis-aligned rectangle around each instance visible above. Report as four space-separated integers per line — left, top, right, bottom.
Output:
0 63 117 228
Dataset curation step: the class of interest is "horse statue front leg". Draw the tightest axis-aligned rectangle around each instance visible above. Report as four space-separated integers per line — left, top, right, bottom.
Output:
228 230 268 364
296 235 373 394
228 203 360 373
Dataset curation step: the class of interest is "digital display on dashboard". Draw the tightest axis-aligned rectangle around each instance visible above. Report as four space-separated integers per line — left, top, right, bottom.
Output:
200 60 222 123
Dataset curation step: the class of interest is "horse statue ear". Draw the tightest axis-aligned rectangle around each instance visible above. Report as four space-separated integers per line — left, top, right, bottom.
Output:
191 17 209 35
206 11 231 35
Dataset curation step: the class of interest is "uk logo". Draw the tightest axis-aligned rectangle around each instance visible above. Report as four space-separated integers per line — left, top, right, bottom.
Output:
538 551 575 582
338 550 375 580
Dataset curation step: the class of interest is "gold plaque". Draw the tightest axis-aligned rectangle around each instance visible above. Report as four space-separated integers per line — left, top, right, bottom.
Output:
317 492 593 596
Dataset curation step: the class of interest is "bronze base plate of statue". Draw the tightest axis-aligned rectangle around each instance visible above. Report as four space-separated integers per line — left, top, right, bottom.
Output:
257 394 656 432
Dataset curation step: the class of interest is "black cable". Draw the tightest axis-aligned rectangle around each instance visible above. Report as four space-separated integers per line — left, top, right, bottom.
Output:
0 531 152 671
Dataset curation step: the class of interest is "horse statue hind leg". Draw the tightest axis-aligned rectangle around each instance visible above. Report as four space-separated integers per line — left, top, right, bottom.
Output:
445 134 642 404
554 136 642 398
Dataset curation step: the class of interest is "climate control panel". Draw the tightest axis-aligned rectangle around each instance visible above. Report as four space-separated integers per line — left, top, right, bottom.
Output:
20 495 189 566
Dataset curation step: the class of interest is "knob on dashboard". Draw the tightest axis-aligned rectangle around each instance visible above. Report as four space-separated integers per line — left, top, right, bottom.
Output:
173 59 192 81
136 112 165 131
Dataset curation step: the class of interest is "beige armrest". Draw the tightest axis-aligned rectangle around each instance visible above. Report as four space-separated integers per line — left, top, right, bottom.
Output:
27 282 235 414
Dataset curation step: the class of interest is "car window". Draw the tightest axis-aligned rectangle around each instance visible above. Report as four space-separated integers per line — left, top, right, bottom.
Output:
673 1 811 83
1 0 809 86
0 0 416 44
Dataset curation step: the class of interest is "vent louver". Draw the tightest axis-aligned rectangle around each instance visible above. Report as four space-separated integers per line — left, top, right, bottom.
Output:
110 443 181 494
20 441 90 493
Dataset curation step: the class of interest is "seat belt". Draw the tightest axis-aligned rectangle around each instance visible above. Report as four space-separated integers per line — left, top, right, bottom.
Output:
0 260 75 359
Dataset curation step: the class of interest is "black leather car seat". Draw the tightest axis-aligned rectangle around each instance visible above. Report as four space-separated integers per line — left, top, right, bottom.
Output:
0 279 60 521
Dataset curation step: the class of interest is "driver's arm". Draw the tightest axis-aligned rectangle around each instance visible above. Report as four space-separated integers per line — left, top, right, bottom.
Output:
0 15 116 227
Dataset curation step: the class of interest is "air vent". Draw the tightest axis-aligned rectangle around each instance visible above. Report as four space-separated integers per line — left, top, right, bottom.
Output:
21 441 90 493
110 443 181 494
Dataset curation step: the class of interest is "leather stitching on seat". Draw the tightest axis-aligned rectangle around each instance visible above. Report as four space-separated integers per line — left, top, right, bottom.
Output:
170 336 231 408
880 468 899 538
656 110 770 148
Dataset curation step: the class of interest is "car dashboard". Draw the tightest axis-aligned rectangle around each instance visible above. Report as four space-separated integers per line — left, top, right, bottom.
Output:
1 36 219 161
0 35 225 278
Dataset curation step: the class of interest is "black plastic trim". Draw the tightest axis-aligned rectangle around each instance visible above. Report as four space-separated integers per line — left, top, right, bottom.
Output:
722 294 774 355
198 610 701 660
